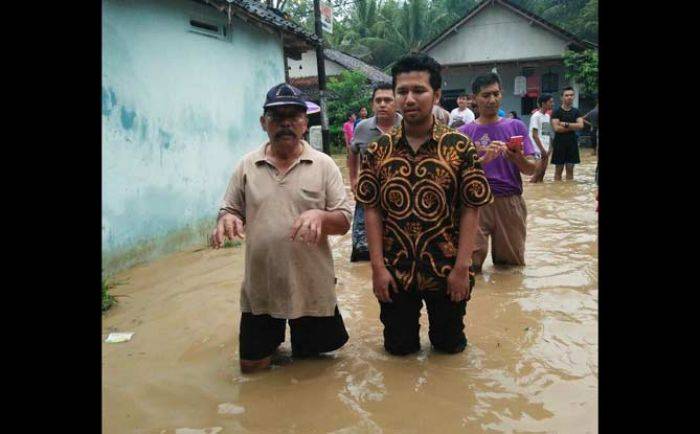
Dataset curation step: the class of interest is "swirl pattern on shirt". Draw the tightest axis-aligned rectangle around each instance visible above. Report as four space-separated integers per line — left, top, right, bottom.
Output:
356 121 494 290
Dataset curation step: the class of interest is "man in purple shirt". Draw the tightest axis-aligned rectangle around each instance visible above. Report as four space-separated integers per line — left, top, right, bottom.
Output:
459 73 537 270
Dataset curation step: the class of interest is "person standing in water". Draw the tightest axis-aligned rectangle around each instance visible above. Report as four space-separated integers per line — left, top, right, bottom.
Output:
459 73 537 270
347 82 402 262
211 83 352 373
357 54 492 356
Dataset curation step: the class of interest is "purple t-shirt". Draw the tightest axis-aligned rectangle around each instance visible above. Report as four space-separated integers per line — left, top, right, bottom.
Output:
459 118 534 197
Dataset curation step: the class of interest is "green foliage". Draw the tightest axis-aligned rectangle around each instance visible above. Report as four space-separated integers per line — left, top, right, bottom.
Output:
326 70 373 149
563 49 598 97
223 239 242 248
102 278 117 312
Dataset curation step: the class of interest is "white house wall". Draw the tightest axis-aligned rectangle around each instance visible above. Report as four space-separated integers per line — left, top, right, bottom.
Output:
102 0 286 270
288 50 345 78
426 2 571 65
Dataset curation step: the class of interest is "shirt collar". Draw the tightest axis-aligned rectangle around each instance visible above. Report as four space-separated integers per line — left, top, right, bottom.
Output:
395 115 448 144
254 140 315 165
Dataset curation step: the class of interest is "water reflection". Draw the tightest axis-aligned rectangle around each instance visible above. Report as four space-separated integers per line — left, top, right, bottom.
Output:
102 151 598 433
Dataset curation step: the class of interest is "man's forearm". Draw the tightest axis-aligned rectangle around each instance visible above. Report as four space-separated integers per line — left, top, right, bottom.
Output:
532 132 546 154
454 206 479 271
322 210 351 236
348 151 359 186
364 206 386 271
515 154 537 175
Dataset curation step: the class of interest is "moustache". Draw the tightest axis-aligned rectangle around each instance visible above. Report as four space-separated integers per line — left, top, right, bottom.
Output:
275 129 297 139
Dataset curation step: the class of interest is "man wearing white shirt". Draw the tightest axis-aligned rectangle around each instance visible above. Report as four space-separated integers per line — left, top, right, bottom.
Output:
449 93 475 128
529 94 553 183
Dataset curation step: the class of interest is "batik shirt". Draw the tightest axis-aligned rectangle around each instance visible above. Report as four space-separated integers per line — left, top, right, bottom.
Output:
356 118 493 291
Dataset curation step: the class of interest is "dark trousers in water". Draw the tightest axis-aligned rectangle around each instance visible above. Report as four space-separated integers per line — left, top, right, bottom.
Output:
379 273 473 355
351 204 370 262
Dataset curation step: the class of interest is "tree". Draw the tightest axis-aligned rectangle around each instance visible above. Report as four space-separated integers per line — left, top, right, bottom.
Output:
562 49 598 97
325 70 373 150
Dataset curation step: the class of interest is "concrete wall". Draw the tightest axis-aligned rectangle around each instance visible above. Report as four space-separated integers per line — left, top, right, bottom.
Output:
102 0 286 273
426 1 571 65
288 49 345 78
442 62 573 126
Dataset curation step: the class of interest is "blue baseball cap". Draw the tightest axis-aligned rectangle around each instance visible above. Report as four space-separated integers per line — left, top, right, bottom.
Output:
263 83 308 110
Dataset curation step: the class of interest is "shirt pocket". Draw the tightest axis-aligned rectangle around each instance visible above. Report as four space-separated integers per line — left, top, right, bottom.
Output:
297 172 325 208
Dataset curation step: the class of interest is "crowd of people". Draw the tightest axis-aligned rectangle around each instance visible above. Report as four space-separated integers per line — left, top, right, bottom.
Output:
210 53 598 373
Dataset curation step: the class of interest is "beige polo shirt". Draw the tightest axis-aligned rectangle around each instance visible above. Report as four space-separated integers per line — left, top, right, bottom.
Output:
219 141 352 319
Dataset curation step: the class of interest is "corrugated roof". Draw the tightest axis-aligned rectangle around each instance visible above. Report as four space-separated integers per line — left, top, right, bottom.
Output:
202 0 319 46
323 49 392 84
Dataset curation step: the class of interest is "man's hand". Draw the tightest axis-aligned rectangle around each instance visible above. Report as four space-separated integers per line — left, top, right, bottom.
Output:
351 178 359 198
372 265 398 303
211 213 245 248
480 141 506 165
447 265 472 302
290 209 325 245
503 144 524 163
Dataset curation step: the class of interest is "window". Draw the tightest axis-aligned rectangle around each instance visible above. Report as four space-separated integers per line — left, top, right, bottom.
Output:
541 72 559 94
521 96 537 116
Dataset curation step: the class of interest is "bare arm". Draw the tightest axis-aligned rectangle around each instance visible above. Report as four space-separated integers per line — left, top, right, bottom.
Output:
447 206 480 301
348 151 359 193
552 117 585 132
551 118 566 133
365 206 398 302
531 129 546 155
504 148 537 175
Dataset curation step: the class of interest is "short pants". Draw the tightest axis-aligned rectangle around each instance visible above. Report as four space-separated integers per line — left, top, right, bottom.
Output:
239 306 349 360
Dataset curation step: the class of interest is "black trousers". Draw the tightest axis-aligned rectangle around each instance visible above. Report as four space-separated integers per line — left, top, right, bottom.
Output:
379 281 468 356
239 306 349 360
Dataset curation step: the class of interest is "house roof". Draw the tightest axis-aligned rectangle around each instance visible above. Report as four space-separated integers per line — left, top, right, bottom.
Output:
201 0 319 49
421 0 596 53
322 49 391 84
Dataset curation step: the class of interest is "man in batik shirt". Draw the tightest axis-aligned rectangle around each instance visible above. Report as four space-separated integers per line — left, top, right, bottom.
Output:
356 54 493 356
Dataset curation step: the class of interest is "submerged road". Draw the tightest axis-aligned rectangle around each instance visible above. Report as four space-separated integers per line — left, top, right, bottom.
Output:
102 149 598 433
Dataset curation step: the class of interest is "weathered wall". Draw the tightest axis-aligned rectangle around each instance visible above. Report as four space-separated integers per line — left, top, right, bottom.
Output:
102 0 285 273
287 49 345 78
426 2 570 65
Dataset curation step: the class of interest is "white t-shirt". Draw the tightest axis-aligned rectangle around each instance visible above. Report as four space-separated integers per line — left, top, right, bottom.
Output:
450 107 475 126
529 111 551 155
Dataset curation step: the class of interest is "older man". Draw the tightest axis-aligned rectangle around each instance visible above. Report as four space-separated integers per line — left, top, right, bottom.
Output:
211 83 352 373
347 82 402 262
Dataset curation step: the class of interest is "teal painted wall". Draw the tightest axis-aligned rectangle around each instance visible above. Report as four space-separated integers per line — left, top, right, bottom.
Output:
102 0 285 271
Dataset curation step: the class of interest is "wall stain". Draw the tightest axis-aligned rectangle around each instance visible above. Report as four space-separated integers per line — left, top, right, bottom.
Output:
158 128 172 149
102 86 117 116
120 106 137 130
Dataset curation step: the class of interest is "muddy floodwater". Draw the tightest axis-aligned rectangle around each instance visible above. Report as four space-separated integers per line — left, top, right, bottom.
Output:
103 149 598 434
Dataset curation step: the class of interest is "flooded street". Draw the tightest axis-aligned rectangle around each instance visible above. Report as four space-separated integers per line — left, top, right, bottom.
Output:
102 149 598 434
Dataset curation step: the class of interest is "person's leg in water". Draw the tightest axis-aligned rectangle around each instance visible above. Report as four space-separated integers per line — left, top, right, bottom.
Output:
289 306 349 358
565 163 575 180
424 276 471 354
471 201 495 273
239 312 286 373
554 164 564 181
490 195 527 266
380 284 422 355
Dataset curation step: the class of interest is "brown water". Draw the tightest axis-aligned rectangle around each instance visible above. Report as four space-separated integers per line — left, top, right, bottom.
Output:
102 150 598 434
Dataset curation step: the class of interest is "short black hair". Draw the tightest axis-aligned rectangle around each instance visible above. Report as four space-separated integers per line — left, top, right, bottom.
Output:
371 82 393 100
538 94 553 106
346 110 355 118
458 93 469 99
561 86 575 95
472 73 501 94
391 53 442 91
